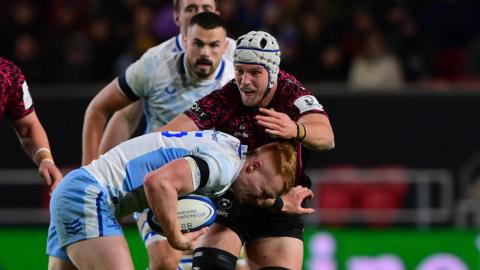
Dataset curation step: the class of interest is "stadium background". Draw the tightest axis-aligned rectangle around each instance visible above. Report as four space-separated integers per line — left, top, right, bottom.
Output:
1 0 480 269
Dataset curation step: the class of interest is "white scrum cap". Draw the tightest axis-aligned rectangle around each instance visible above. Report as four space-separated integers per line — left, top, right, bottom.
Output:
234 31 281 89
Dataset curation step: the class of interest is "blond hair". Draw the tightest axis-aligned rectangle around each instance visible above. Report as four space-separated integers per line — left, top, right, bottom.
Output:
247 142 297 193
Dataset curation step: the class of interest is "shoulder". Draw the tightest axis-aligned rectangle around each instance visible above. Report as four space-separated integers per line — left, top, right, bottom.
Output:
219 58 235 82
126 48 178 85
277 70 312 99
147 36 181 56
224 37 237 62
275 70 325 114
210 80 238 101
0 57 25 90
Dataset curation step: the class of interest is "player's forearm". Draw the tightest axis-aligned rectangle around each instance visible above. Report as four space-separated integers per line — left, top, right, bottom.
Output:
17 121 52 164
12 112 55 165
144 174 183 244
82 107 108 165
299 121 335 151
98 110 140 154
157 113 200 132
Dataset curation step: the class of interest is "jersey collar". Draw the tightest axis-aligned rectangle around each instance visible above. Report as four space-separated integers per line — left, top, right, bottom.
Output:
175 34 184 51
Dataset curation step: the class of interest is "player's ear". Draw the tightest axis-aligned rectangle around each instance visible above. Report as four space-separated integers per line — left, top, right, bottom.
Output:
173 11 180 26
246 160 261 172
183 34 188 47
221 31 228 51
251 160 262 171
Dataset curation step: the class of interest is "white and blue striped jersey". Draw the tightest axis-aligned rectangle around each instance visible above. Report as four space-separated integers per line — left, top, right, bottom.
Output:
117 34 235 132
83 130 247 218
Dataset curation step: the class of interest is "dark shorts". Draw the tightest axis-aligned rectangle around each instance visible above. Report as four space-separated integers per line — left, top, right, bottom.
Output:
213 191 304 243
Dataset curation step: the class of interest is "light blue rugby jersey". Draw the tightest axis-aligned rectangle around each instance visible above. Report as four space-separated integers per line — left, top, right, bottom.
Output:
83 130 247 218
118 34 235 133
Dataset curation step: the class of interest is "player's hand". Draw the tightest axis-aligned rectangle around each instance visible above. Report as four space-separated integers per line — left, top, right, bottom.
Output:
38 160 63 193
255 108 297 139
168 227 208 251
281 186 315 215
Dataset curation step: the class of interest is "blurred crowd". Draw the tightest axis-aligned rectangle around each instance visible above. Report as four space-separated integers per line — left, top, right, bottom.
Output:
1 0 480 90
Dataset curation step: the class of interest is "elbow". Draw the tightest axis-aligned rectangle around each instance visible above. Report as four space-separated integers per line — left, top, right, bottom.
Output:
144 172 175 199
326 138 335 150
320 137 336 151
144 172 159 195
324 134 335 150
307 135 335 151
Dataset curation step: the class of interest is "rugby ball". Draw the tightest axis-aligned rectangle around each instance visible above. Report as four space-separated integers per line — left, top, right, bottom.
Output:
147 194 216 235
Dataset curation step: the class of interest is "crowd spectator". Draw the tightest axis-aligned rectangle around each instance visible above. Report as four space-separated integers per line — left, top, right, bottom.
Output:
1 0 480 88
347 33 404 90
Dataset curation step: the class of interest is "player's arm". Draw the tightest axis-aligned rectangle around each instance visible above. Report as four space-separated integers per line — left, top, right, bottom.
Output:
143 158 206 251
156 113 200 132
98 101 143 154
296 113 335 150
11 111 63 189
255 108 335 151
82 78 133 165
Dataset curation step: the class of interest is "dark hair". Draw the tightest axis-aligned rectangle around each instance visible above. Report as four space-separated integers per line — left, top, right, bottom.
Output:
173 0 220 12
188 12 226 31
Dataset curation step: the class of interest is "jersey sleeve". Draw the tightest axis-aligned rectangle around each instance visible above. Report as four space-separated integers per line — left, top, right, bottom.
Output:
185 144 242 197
3 60 35 120
281 74 327 121
184 82 236 129
118 48 159 101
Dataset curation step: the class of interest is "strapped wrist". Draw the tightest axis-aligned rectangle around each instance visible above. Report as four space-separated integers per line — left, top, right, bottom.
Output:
270 197 284 212
295 122 306 142
33 148 53 166
40 159 55 165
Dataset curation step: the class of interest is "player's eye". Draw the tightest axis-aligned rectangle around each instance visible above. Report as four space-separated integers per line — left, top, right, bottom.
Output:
193 41 204 47
185 6 198 13
202 5 214 12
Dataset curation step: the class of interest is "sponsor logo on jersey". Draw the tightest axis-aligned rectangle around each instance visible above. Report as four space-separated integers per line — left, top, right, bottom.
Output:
218 198 233 209
294 95 323 114
106 215 120 229
233 124 249 139
190 102 208 120
165 86 176 94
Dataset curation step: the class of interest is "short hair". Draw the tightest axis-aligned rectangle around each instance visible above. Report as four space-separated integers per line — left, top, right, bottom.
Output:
173 0 220 12
247 142 297 192
188 11 226 31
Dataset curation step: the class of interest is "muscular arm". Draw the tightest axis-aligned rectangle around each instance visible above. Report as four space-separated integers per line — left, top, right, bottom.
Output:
297 113 335 150
156 113 200 132
82 78 133 165
12 111 63 188
98 101 143 154
143 158 204 250
255 108 335 151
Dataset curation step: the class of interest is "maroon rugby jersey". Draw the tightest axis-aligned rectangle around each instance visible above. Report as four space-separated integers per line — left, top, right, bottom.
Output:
185 69 326 184
0 57 34 121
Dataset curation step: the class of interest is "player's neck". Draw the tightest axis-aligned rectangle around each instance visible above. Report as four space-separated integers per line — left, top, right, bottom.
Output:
258 83 277 107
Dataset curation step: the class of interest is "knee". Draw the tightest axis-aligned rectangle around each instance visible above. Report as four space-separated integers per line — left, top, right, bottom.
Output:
257 267 290 270
192 247 237 270
148 256 180 270
147 240 183 270
48 256 76 270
